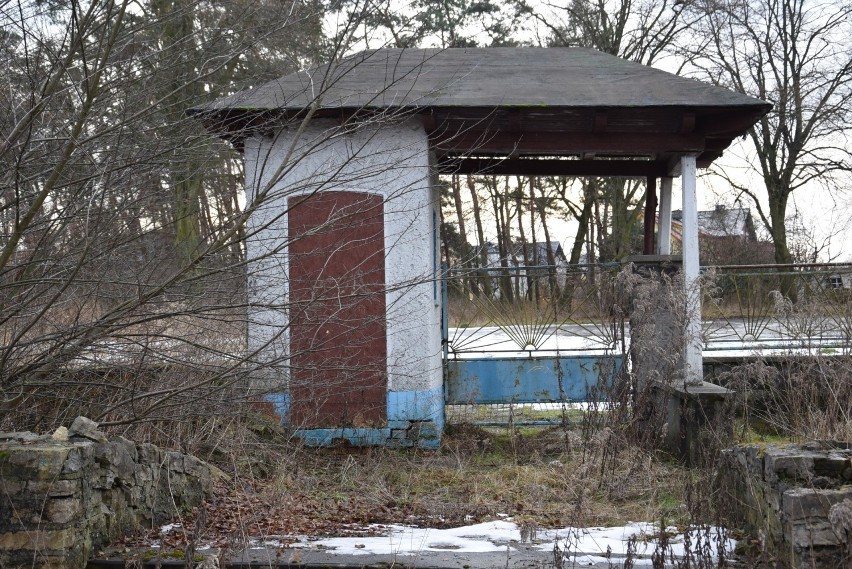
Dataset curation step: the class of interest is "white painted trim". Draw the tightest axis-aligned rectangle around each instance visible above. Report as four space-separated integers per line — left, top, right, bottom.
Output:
657 177 673 256
680 156 702 386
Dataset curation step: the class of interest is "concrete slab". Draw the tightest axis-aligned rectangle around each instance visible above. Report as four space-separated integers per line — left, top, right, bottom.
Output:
88 545 646 569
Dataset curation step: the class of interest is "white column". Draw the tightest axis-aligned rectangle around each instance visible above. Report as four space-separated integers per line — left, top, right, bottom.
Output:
656 177 673 255
681 156 703 386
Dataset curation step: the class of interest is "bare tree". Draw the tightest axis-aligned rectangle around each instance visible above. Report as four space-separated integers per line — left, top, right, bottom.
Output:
520 0 694 65
328 0 526 49
687 0 852 267
0 0 331 435
515 0 696 262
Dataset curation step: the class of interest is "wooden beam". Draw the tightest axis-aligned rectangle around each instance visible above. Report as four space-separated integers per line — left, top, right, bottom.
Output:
437 157 670 177
643 176 658 254
594 110 608 132
419 112 436 131
666 155 682 177
430 130 706 155
680 112 696 133
697 110 766 135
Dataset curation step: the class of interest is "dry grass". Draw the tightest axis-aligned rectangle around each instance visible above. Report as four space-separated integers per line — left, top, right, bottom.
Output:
214 422 695 536
724 356 852 442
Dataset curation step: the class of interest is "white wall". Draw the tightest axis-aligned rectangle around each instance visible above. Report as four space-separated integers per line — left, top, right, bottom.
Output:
243 118 442 396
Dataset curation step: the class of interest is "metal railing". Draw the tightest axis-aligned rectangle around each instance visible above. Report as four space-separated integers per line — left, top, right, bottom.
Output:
441 262 852 424
702 263 852 355
442 262 852 358
443 263 626 359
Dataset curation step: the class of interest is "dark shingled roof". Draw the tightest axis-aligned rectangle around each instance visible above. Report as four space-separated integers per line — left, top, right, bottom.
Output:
193 47 764 111
190 47 770 172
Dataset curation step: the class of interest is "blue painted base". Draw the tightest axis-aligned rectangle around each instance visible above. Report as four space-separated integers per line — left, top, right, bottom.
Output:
263 385 444 449
445 355 623 404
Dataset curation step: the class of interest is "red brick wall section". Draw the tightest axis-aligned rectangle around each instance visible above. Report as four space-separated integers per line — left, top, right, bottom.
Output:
287 191 387 428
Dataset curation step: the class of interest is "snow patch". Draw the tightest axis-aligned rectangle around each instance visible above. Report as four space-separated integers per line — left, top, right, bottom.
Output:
250 519 735 562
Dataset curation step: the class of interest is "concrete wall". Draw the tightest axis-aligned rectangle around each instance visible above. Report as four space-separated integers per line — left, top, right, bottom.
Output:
243 118 443 446
0 418 216 569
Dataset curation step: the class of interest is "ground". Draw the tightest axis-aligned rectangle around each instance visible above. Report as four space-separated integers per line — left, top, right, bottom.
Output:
106 423 700 556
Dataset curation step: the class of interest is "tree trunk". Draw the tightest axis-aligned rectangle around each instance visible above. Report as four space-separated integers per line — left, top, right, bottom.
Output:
489 179 512 301
768 186 797 302
439 204 452 278
515 178 531 300
533 177 559 298
528 177 540 304
569 181 595 265
466 175 491 295
503 178 520 301
450 174 472 294
560 179 595 306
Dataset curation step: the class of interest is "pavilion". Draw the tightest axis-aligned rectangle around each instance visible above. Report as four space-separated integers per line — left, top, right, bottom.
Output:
190 47 770 447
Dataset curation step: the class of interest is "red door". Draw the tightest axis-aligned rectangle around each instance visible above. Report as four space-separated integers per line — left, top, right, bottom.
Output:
288 192 387 428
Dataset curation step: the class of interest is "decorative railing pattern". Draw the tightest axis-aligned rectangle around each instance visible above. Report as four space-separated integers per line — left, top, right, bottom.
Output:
443 262 852 359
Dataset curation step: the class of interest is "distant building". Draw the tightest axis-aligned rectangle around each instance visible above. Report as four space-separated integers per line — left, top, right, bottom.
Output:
671 205 757 241
827 272 852 289
468 241 568 270
482 241 568 268
462 241 569 297
670 206 773 265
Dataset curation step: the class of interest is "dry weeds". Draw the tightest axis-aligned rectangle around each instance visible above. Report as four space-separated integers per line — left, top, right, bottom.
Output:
112 420 693 556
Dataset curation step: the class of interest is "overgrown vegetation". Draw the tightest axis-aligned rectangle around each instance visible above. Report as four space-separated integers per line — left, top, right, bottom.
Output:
3 1 852 567
111 420 695 554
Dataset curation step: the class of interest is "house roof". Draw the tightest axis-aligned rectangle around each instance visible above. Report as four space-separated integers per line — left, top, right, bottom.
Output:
671 207 756 240
479 241 567 265
190 48 770 174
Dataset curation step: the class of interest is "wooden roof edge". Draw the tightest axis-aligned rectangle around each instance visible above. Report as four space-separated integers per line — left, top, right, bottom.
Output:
188 102 771 141
189 100 772 117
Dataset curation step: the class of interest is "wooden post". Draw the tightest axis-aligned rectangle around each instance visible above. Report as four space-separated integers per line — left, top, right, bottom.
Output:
680 156 702 386
643 176 658 254
656 177 673 255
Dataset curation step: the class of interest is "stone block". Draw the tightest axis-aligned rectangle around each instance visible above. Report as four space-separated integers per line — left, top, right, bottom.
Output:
138 442 160 464
166 451 185 473
0 477 24 494
23 478 80 499
46 479 80 498
68 417 108 444
94 438 136 484
765 451 814 483
813 455 851 478
0 432 47 443
60 445 92 479
1 445 70 480
0 528 76 551
47 498 83 524
789 519 842 548
783 487 852 521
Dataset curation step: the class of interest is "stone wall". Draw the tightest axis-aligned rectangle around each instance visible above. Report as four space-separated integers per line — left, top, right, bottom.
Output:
0 417 218 569
717 441 852 568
